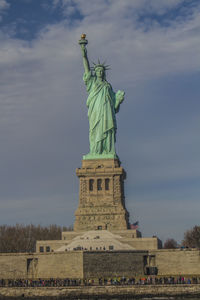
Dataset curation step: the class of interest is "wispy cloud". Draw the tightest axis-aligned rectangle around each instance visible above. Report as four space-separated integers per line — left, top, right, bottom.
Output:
0 0 9 10
0 0 9 21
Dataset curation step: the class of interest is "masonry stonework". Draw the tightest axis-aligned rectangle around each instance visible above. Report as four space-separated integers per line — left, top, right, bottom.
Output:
83 251 146 278
150 249 200 276
0 252 83 280
74 159 129 231
1 250 200 280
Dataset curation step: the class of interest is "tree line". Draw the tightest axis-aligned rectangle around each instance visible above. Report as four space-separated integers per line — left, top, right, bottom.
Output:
0 224 199 252
0 224 72 253
164 225 200 249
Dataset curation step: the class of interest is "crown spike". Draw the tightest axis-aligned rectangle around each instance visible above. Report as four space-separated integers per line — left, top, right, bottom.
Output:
92 59 111 72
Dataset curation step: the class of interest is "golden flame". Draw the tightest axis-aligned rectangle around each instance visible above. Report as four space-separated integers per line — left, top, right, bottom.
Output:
81 34 86 39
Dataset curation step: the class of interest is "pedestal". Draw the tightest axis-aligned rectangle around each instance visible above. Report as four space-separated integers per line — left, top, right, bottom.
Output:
74 159 129 231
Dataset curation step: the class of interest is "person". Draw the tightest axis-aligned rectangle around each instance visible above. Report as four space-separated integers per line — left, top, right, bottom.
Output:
79 35 125 159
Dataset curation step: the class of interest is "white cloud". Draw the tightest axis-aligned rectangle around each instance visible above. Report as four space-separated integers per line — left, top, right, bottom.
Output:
56 0 200 83
53 0 184 17
0 0 9 10
0 0 9 22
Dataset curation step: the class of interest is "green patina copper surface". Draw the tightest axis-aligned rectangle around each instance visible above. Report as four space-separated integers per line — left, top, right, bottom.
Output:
79 35 125 160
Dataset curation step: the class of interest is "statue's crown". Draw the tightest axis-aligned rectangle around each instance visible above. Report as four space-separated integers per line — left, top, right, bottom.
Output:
92 59 110 71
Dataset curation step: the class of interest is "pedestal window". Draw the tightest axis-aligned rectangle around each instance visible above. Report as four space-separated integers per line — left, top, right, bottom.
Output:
97 179 102 190
105 178 110 190
89 179 94 191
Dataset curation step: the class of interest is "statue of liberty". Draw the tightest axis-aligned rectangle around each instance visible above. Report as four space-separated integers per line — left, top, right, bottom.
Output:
79 34 125 160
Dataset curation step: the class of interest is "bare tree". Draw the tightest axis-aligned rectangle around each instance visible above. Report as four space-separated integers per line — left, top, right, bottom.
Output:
0 224 73 253
182 225 200 248
164 238 178 249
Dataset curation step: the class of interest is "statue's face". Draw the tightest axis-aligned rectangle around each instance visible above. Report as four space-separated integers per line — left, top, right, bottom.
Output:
95 67 105 79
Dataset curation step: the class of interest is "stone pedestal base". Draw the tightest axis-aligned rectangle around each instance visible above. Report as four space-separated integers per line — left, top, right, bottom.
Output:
74 159 129 231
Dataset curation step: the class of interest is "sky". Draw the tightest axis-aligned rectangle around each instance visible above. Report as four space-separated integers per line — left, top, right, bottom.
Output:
0 0 200 244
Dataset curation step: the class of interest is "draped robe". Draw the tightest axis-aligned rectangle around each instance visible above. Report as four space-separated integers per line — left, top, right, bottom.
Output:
83 71 119 155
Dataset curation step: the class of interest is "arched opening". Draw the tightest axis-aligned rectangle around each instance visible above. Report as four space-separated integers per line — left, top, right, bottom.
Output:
105 178 110 190
97 179 102 190
89 179 94 191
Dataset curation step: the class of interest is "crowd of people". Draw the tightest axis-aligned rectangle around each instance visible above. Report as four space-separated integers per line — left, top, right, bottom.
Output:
99 277 199 285
0 276 200 287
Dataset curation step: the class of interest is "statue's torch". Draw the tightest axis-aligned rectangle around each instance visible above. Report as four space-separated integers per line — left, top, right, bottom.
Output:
79 34 88 46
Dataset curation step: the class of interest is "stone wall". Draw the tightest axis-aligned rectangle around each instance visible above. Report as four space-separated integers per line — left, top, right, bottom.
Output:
123 237 162 250
0 252 83 279
36 240 66 253
150 249 200 275
0 253 27 279
36 252 83 279
1 285 200 299
83 251 146 278
1 249 200 280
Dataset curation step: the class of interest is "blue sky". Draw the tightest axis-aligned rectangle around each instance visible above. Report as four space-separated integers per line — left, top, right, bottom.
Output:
0 0 200 243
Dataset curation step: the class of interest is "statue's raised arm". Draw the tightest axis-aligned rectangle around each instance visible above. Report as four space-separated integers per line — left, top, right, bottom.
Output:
78 34 125 160
79 34 90 74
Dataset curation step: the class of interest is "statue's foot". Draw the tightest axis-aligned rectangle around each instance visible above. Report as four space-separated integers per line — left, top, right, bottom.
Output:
83 152 118 160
